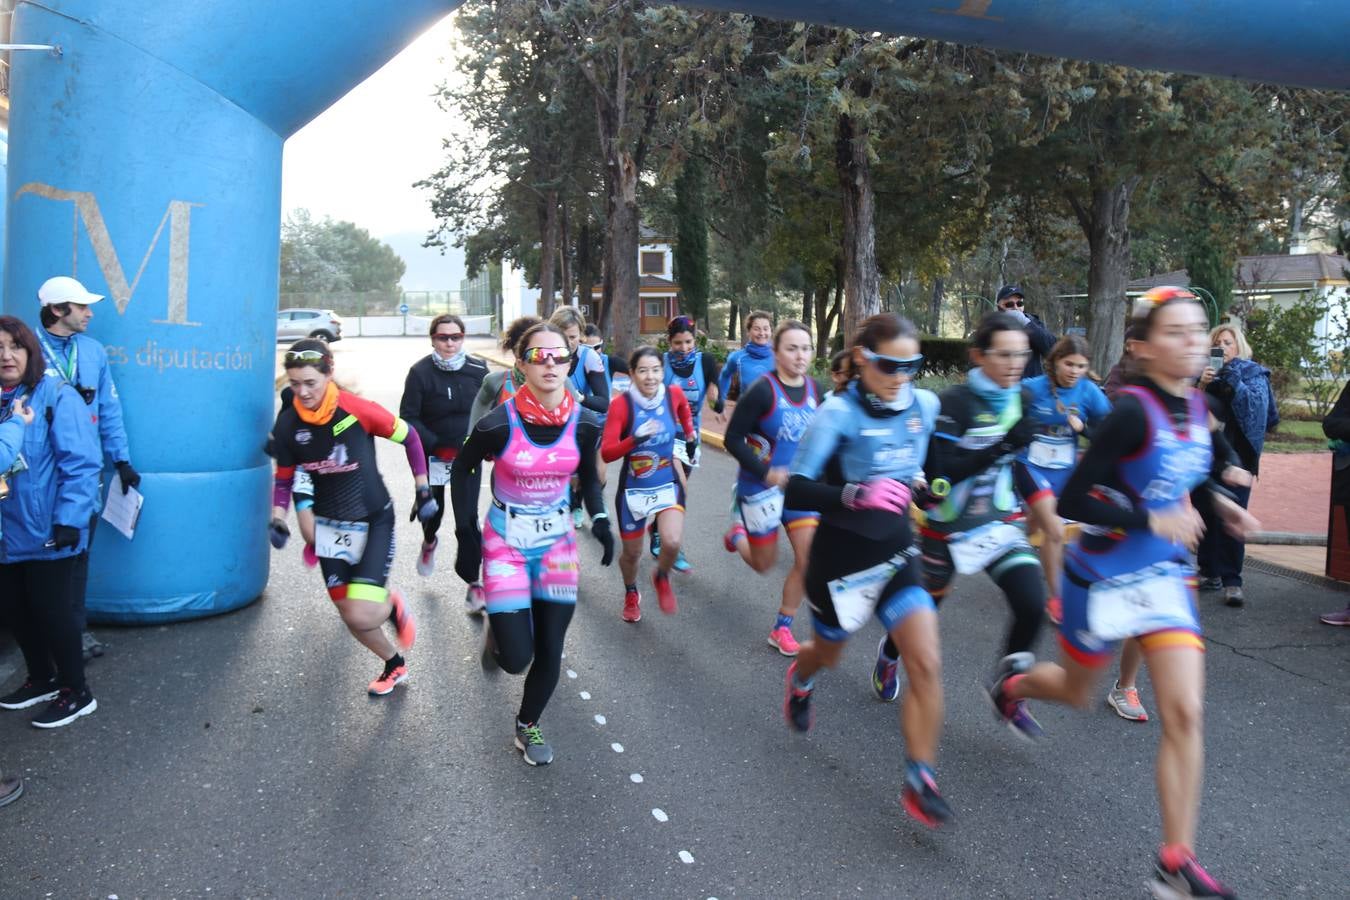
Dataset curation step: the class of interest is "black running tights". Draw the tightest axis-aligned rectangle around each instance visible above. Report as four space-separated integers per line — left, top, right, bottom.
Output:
488 600 575 725
0 556 87 692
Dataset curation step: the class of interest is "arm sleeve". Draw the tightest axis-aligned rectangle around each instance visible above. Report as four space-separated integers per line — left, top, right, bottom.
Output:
1208 426 1241 477
468 372 502 433
0 419 23 472
450 410 507 532
576 416 606 518
96 353 131 465
609 354 629 375
723 378 775 479
601 394 638 462
704 354 725 413
51 386 103 530
1056 398 1150 529
671 389 696 440
1027 319 1056 357
717 351 738 403
1078 382 1112 441
580 367 611 414
1323 383 1350 441
398 366 435 454
346 392 427 478
923 390 1009 486
785 400 849 512
271 415 296 511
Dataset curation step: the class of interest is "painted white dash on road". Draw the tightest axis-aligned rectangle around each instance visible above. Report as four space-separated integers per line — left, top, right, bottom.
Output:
579 691 591 700
678 850 695 864
629 773 643 783
651 808 668 823
610 742 624 753
594 714 607 725
566 669 578 679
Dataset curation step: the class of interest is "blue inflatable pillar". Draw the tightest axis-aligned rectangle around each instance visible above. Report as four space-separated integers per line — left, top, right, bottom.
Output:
2 1 457 622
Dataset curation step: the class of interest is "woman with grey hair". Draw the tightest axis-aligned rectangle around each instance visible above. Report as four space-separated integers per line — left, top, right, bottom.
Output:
1197 322 1277 607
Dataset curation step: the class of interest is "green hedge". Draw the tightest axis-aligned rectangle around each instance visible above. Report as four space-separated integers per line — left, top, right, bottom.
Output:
920 336 969 379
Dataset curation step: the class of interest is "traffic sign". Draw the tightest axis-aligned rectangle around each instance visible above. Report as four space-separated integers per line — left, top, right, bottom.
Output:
398 303 410 315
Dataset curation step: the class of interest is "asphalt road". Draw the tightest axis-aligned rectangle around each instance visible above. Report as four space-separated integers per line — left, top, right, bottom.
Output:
1 336 1346 899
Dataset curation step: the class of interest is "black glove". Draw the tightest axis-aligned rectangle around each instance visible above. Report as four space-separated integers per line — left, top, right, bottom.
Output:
591 516 615 566
410 485 439 523
268 518 290 550
685 439 698 462
115 461 141 494
52 525 81 551
1001 415 1038 452
454 528 483 584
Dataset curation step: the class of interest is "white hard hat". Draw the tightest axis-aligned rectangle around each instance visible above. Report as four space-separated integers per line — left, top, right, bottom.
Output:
38 276 104 307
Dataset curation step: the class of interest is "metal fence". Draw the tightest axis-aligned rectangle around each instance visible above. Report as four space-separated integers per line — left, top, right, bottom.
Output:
279 289 496 319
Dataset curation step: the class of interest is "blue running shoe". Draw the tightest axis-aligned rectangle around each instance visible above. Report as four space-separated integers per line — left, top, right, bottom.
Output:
671 549 692 573
872 636 900 702
783 662 814 733
988 652 1044 741
649 530 661 559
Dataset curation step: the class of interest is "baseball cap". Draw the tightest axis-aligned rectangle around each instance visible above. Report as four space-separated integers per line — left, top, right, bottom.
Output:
995 285 1024 303
38 276 104 307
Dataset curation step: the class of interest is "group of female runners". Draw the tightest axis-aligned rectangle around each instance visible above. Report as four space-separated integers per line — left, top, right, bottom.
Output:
265 292 1251 898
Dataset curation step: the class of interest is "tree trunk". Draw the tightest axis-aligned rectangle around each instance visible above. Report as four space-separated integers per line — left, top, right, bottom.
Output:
801 283 813 332
929 277 944 335
1071 176 1141 376
836 107 879 345
575 218 596 328
559 203 572 309
538 190 559 317
727 299 738 343
608 151 641 356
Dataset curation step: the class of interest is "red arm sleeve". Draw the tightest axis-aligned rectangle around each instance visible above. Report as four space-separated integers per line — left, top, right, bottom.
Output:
601 394 638 463
670 389 695 440
341 391 397 438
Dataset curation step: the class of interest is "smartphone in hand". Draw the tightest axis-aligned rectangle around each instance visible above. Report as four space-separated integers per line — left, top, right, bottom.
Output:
1209 347 1225 371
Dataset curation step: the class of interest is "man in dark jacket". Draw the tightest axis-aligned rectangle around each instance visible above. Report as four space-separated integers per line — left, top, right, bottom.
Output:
1320 382 1350 625
996 285 1056 378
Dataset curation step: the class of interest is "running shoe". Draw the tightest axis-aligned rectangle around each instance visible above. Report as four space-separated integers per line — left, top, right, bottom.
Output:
653 571 677 615
416 538 438 577
649 530 661 559
31 688 97 729
1320 605 1350 626
988 652 1044 741
1150 852 1236 899
514 721 554 766
464 582 487 616
768 625 800 657
1197 576 1222 592
367 660 408 696
0 678 59 711
0 775 22 809
1045 595 1063 626
302 543 319 568
724 522 747 553
1223 586 1244 608
481 623 500 674
1106 682 1149 722
671 549 693 573
783 662 814 733
622 588 642 623
572 507 586 530
390 590 416 650
81 631 106 661
901 772 954 829
872 637 900 702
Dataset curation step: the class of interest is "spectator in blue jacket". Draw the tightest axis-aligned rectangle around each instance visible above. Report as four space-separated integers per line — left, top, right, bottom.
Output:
717 309 775 403
0 399 31 806
995 285 1057 379
0 315 102 729
36 275 139 659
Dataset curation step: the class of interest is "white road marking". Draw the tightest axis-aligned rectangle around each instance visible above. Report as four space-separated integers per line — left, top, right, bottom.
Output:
594 714 607 725
678 850 695 864
566 669 578 679
579 691 591 700
651 808 668 822
629 773 643 783
610 742 624 753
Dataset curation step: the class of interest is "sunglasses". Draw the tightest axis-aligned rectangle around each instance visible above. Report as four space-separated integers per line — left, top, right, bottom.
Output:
861 349 924 377
432 332 465 343
284 349 329 364
986 349 1033 362
520 346 572 366
1000 299 1025 309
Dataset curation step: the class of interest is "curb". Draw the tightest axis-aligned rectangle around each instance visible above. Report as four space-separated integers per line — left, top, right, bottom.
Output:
1246 556 1350 593
1248 531 1326 546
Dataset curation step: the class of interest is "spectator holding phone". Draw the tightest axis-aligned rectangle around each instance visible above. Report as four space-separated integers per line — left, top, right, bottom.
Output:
1197 323 1277 607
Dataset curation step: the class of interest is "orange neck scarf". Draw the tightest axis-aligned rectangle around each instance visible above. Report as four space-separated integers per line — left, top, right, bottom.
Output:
293 381 340 425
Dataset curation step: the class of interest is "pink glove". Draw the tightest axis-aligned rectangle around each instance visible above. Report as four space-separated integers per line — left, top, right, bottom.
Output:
303 543 319 568
843 478 912 514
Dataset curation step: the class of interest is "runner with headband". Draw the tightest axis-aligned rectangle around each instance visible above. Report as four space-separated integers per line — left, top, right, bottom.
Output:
989 287 1255 899
270 340 432 697
656 315 724 571
452 323 615 766
723 320 820 656
782 314 952 827
917 311 1047 738
469 316 542 431
603 346 696 621
549 308 611 530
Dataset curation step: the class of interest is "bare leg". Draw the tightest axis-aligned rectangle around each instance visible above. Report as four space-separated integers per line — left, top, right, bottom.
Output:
1146 646 1207 850
335 597 398 661
1118 637 1144 688
1007 650 1104 709
794 634 845 682
619 536 643 586
892 609 942 764
1027 494 1064 600
655 508 684 574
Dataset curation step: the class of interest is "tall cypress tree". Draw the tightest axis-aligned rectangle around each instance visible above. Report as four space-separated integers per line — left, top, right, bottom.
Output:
672 155 711 327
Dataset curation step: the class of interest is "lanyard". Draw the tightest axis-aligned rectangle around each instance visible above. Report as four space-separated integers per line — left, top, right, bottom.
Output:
0 385 30 425
37 330 78 385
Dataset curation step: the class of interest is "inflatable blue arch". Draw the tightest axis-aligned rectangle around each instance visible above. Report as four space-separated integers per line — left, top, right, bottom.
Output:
1 1 1345 623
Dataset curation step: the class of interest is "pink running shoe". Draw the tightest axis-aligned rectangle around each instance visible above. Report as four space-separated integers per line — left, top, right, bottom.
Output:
724 522 747 553
302 543 319 568
390 590 416 650
768 625 800 657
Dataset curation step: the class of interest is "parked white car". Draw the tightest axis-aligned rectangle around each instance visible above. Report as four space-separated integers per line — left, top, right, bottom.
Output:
277 308 343 343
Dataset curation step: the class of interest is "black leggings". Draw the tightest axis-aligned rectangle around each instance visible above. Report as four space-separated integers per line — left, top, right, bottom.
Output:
0 556 87 692
421 468 479 544
487 600 575 725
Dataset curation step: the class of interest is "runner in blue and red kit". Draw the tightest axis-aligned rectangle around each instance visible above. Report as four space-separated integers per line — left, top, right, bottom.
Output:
723 320 820 656
990 288 1258 900
603 346 696 621
781 313 953 828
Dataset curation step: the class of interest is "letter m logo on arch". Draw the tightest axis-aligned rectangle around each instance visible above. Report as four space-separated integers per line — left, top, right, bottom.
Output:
13 183 202 326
